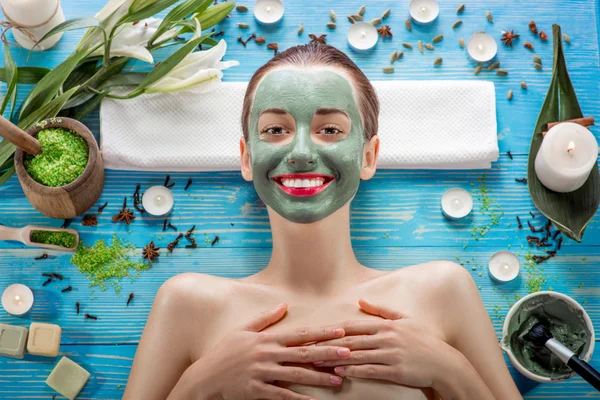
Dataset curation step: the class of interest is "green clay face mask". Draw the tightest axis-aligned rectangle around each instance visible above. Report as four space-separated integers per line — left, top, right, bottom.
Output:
248 69 366 224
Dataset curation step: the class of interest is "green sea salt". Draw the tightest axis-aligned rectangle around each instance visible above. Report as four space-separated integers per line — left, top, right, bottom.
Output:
30 230 77 248
24 128 88 187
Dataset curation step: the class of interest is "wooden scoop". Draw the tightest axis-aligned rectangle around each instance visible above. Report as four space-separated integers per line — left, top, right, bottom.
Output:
0 225 79 251
0 115 41 155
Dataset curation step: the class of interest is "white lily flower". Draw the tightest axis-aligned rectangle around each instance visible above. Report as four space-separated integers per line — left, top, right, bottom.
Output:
145 39 239 94
89 17 177 64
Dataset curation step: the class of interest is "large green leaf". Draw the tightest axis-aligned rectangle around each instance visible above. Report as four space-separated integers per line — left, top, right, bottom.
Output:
0 67 50 84
18 86 79 131
1 45 17 117
0 141 16 170
149 0 212 46
527 24 600 242
179 2 235 33
0 166 15 186
122 0 180 24
35 17 102 48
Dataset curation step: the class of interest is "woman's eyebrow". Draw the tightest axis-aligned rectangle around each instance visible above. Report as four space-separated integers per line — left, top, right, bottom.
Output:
259 108 288 116
314 107 349 118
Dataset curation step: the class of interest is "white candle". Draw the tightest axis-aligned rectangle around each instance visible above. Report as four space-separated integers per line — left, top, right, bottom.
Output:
1 284 34 316
441 188 473 219
489 251 520 282
0 0 65 51
408 0 439 24
254 0 284 25
535 122 599 193
347 22 378 51
142 186 175 217
467 32 498 63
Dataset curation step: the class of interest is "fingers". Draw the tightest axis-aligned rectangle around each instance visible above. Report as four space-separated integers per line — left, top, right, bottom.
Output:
333 364 394 382
314 334 380 350
358 298 404 320
316 349 395 367
275 345 352 363
245 303 288 332
258 384 325 400
265 366 344 387
275 325 345 346
316 319 382 336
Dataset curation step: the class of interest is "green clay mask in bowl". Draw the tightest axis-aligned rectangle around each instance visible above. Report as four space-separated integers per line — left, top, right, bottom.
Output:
501 291 594 382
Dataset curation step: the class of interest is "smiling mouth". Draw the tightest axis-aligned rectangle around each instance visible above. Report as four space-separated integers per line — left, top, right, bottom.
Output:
273 173 335 197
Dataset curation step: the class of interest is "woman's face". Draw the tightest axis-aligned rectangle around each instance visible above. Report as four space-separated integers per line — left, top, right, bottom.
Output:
246 68 366 224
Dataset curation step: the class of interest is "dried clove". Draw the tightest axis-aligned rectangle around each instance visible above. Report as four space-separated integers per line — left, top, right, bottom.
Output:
186 225 196 238
76 302 80 314
35 254 49 260
61 286 72 293
42 278 53 286
530 211 535 219
211 236 220 246
84 313 98 320
507 151 513 160
529 20 538 35
557 237 563 250
163 219 168 232
167 222 178 231
185 178 192 190
52 273 63 280
98 202 108 213
527 220 535 232
267 42 278 55
552 230 561 240
61 219 71 229
516 216 523 229
127 292 134 306
515 178 528 183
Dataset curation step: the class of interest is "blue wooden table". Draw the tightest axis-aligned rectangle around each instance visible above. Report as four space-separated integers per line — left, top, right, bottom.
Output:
1 0 599 398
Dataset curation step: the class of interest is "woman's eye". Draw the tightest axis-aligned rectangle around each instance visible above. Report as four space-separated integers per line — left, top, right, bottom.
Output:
318 126 343 135
261 126 289 135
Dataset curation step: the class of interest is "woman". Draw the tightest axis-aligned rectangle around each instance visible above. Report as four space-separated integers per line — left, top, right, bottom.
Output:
124 43 522 400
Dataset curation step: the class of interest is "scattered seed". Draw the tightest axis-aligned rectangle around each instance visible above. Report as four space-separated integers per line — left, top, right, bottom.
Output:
383 66 395 74
405 18 412 32
486 11 493 23
326 22 336 29
402 42 413 49
418 40 424 53
540 30 548 41
381 8 391 19
358 5 366 16
452 20 463 29
255 36 265 44
395 50 404 60
371 17 382 25
487 61 500 70
521 81 527 89
350 14 363 21
424 43 435 50
329 10 336 22
432 34 444 43
496 69 508 76
474 65 483 75
238 23 249 29
524 41 534 50
297 24 304 35
534 62 542 70
390 51 398 63
507 89 513 100
457 4 465 13
433 57 443 66
267 42 279 55
347 15 355 24
563 33 570 44
459 37 465 48
236 4 248 12
533 55 542 64
529 20 538 35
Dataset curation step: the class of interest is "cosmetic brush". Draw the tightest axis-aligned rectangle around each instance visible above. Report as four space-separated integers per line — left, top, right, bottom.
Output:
523 321 600 391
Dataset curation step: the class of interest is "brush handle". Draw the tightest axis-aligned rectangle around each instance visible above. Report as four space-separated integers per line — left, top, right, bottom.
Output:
0 115 41 155
567 356 600 391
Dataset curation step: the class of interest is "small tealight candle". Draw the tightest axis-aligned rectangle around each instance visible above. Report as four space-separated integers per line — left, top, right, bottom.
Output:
1 284 34 316
441 188 473 220
142 186 175 217
467 32 498 63
254 0 284 25
489 251 520 282
535 122 599 193
408 0 439 24
347 22 378 51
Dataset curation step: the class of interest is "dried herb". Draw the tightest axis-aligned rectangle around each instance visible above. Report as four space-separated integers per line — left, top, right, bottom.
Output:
402 42 412 49
515 178 528 183
61 286 72 293
563 33 570 44
186 225 196 238
84 313 97 320
507 151 513 160
167 233 184 252
167 222 177 231
358 5 365 16
326 22 337 29
507 89 513 101
237 22 249 29
31 230 77 249
452 20 462 29
35 254 48 260
516 216 523 229
487 61 500 70
418 40 424 53
211 236 220 246
521 81 528 89
486 10 493 23
459 37 465 48
112 198 135 225
381 8 391 19
185 178 192 190
433 57 443 66
534 62 543 71
98 202 108 213
405 18 412 32
377 25 392 40
474 65 482 75
552 230 561 240
432 34 444 43
424 44 435 51
530 211 536 219
127 292 134 306
297 24 304 34
382 66 395 74
457 4 465 13
142 241 160 262
42 278 52 286
82 215 97 226
52 273 63 280
163 219 167 232
370 18 381 26
501 30 520 47
255 36 266 44
496 69 508 76
236 5 248 12
267 42 279 55
76 302 80 314
540 30 548 41
329 9 336 22
529 20 538 35
524 41 534 50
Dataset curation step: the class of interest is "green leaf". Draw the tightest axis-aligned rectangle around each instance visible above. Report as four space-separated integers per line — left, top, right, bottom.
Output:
127 32 210 96
122 0 180 24
35 17 101 48
18 86 79 131
63 59 100 93
527 24 600 242
0 67 50 84
193 2 235 31
71 93 106 121
149 0 213 46
0 166 15 186
19 51 87 120
0 140 16 170
1 45 17 116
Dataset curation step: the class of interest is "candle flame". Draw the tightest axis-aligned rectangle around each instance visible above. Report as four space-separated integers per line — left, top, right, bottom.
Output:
567 141 575 154
477 43 484 51
266 6 271 12
503 264 509 270
360 31 366 38
14 295 20 302
421 6 427 12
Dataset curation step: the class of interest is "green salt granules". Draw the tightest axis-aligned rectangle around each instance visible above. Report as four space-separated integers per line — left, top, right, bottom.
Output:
30 230 77 249
71 235 151 293
24 128 88 187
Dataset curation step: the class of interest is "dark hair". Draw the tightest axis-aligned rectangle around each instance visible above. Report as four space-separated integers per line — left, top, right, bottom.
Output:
241 42 379 141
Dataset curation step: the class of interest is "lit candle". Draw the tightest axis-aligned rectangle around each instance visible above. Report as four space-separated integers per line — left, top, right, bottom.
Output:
347 22 378 51
254 0 284 25
489 251 520 282
441 188 473 220
141 185 175 217
0 0 65 51
535 122 599 193
1 284 34 316
467 32 498 63
408 0 439 24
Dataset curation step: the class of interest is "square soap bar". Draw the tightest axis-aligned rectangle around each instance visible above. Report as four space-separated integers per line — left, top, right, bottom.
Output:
0 323 28 359
27 322 61 357
46 356 90 400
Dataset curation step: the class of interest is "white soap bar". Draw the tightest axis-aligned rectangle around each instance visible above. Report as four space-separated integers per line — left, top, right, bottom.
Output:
27 322 61 357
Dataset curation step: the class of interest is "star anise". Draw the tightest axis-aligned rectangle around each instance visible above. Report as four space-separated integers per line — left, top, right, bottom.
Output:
377 25 393 40
112 209 135 224
81 215 98 226
309 34 327 44
501 30 520 47
142 241 160 262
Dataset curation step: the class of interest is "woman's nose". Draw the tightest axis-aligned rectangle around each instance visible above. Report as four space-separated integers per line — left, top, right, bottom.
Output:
286 127 316 169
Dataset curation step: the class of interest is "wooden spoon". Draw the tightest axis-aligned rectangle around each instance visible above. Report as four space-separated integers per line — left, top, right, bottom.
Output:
0 225 79 251
0 115 41 155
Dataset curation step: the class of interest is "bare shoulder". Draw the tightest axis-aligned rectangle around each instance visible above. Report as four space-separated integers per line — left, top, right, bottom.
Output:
385 260 475 292
157 272 234 303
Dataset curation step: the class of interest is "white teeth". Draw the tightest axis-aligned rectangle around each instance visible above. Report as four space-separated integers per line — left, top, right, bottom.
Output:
280 177 326 188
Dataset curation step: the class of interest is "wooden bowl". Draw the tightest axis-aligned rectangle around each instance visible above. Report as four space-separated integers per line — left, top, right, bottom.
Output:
14 117 104 219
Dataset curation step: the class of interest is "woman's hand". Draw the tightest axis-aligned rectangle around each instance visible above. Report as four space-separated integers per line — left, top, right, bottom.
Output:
313 299 462 390
190 302 354 400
